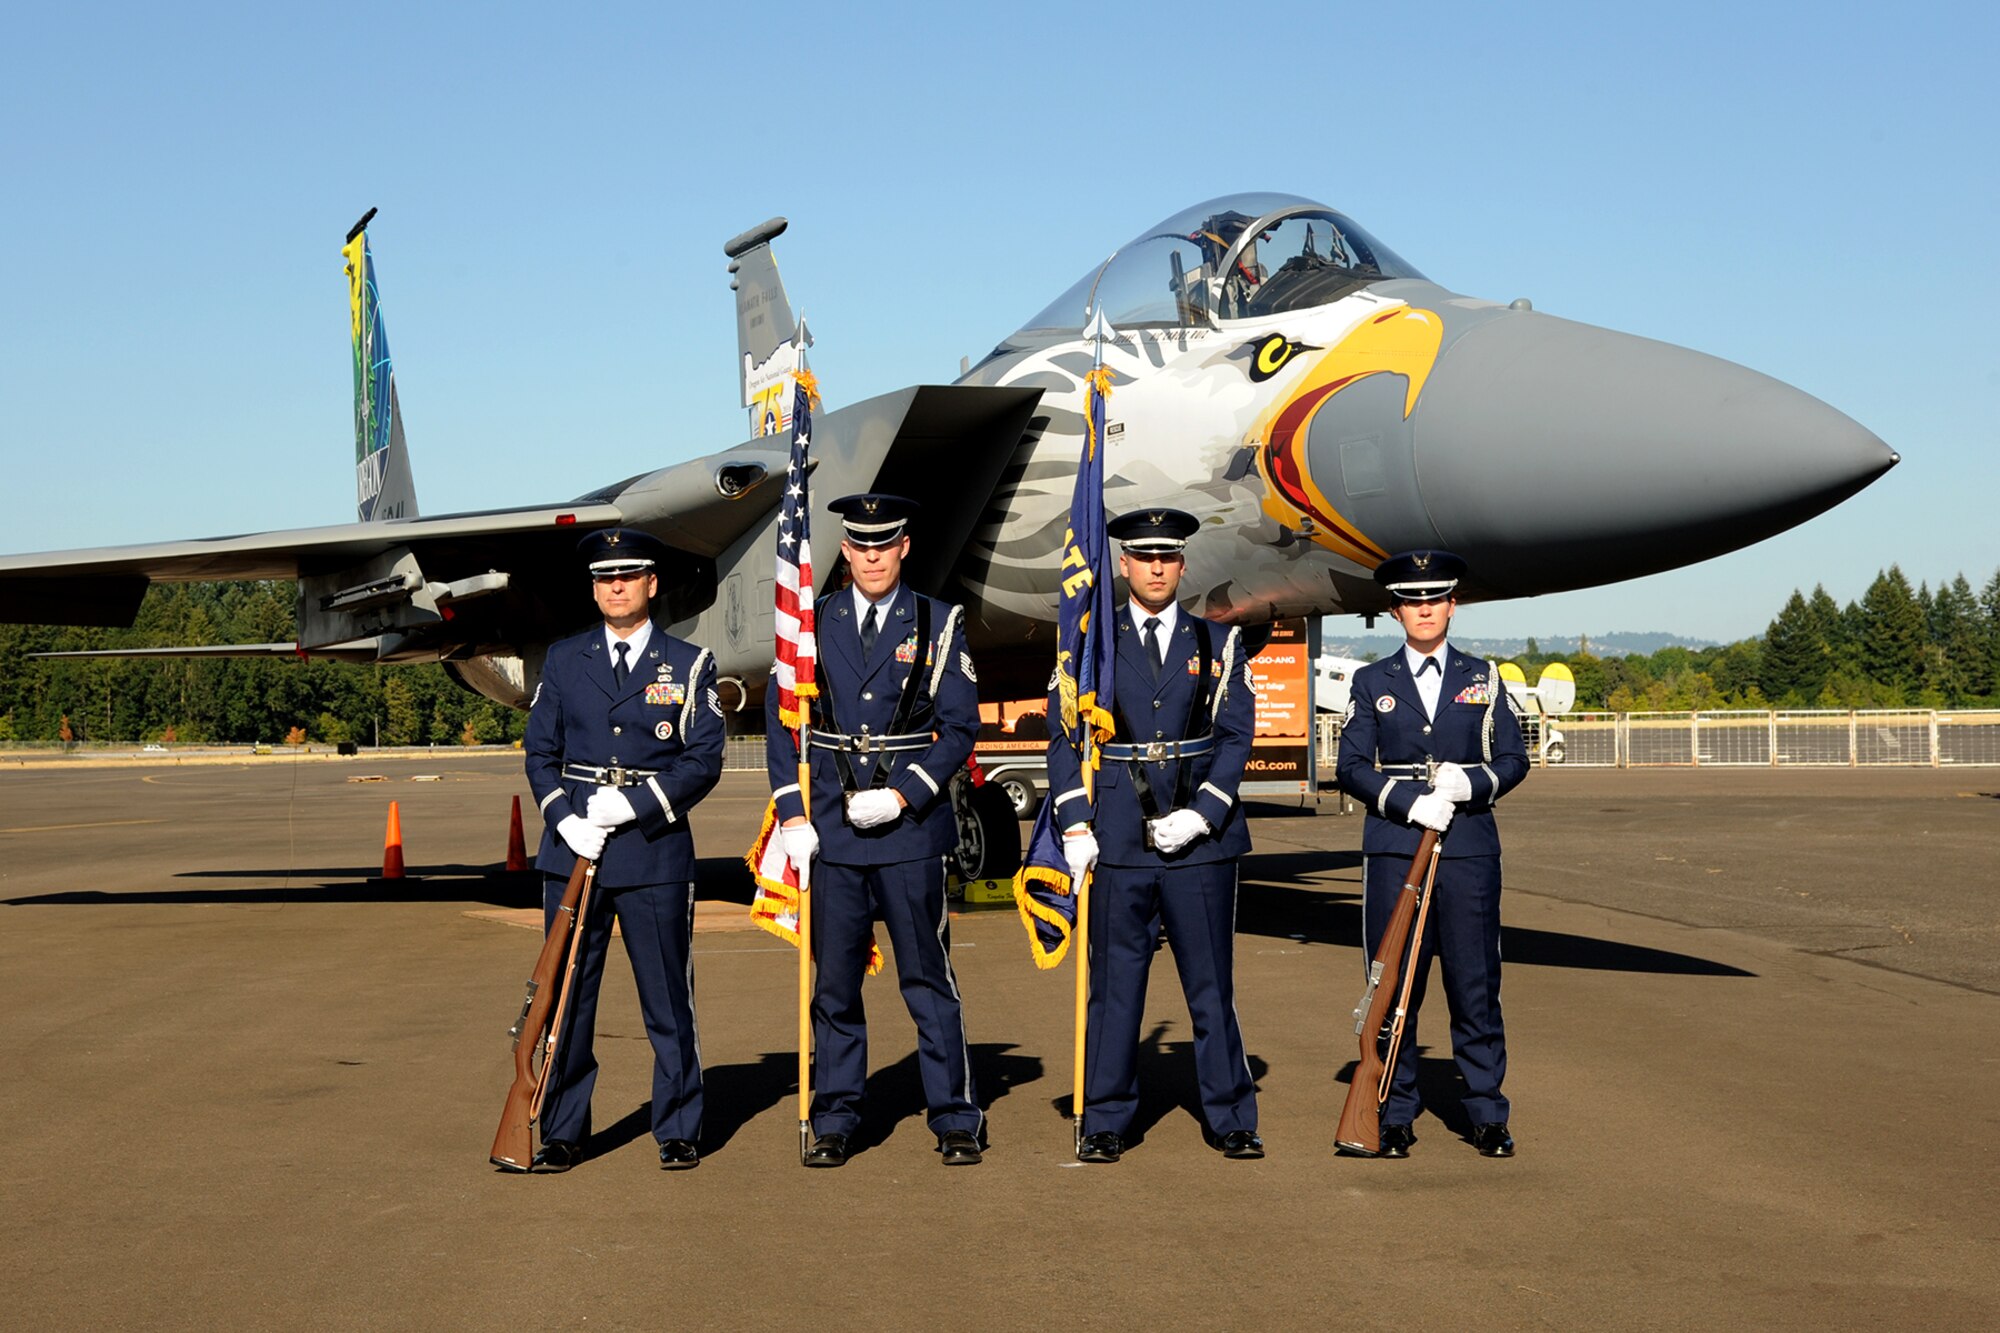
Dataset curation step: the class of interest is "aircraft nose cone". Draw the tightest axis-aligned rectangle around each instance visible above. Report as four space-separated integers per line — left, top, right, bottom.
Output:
1411 312 1897 597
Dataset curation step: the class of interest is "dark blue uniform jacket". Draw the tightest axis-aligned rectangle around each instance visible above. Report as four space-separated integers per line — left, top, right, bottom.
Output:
764 585 979 866
1335 647 1529 859
1048 612 1255 867
526 622 726 887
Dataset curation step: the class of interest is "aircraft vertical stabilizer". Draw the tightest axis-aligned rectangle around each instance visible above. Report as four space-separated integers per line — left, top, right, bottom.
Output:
343 210 419 522
724 217 808 437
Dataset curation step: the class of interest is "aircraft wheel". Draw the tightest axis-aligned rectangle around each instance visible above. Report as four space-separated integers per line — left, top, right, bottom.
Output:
1544 742 1565 765
997 775 1037 819
954 782 1023 881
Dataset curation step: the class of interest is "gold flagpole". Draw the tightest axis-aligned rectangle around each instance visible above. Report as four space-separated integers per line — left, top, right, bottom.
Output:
1072 867 1090 1152
796 695 813 1165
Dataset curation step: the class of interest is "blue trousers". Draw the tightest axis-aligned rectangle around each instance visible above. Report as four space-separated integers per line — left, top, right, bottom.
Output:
539 875 703 1146
1361 854 1509 1126
810 856 980 1138
1084 860 1257 1139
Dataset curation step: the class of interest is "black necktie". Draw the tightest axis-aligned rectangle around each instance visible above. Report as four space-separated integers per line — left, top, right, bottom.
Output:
1417 656 1439 676
613 641 630 687
860 605 880 656
1142 617 1163 680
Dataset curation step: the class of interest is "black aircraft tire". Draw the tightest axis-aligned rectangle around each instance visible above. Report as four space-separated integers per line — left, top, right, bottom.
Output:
955 783 1024 881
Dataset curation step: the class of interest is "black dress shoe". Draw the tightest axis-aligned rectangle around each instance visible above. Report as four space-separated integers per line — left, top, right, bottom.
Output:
1076 1131 1124 1164
803 1133 851 1168
658 1139 700 1170
937 1130 984 1166
1472 1122 1515 1157
1218 1130 1265 1160
1378 1123 1416 1159
532 1139 581 1173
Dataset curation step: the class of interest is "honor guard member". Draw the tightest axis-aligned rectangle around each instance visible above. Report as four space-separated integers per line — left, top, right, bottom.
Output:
1050 508 1263 1164
521 528 727 1172
765 493 985 1168
1335 550 1529 1158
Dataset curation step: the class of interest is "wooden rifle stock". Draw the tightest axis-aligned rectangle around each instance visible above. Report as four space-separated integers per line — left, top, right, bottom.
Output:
1334 829 1440 1156
490 857 596 1171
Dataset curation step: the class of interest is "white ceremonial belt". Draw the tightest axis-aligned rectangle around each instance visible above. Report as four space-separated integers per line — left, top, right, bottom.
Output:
808 728 929 755
562 763 660 787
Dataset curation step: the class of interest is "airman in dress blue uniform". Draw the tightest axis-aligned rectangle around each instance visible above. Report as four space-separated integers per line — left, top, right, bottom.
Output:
521 528 727 1172
765 494 985 1168
1049 509 1264 1164
1335 549 1529 1158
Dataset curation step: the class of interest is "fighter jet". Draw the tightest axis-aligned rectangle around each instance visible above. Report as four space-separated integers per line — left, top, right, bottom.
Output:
0 192 1896 713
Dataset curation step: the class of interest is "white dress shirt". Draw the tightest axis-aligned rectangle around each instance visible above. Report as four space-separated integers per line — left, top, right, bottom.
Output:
1403 641 1450 719
1129 600 1179 663
850 582 902 640
606 619 654 670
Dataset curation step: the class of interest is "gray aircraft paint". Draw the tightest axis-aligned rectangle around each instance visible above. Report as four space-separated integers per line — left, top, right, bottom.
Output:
0 194 1896 710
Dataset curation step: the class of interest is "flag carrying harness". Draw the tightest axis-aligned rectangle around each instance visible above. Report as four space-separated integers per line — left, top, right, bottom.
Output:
1105 618 1215 823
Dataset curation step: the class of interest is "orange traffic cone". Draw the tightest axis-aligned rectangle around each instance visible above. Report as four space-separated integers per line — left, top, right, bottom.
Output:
381 801 406 880
505 795 529 872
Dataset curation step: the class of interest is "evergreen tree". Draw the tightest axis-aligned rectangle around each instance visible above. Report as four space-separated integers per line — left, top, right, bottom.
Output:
1760 590 1823 703
1930 575 1991 703
1982 570 2000 699
383 675 422 746
1858 567 1926 693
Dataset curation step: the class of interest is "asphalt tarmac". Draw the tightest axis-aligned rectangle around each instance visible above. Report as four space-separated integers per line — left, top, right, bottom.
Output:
2 753 1994 1329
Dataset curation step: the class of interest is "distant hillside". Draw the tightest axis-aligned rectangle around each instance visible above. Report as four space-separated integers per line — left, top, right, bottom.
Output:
1317 628 1718 660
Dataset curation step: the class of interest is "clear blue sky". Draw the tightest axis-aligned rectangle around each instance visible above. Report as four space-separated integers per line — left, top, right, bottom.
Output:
3 1 1993 644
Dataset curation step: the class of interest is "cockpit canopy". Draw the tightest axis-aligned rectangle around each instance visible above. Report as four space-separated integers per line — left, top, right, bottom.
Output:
1015 192 1424 337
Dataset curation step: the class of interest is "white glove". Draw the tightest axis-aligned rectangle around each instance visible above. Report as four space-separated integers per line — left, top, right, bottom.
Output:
1148 808 1211 856
779 819 819 874
846 789 903 829
1408 792 1455 832
587 787 637 829
1431 762 1473 804
557 814 608 861
1062 827 1099 884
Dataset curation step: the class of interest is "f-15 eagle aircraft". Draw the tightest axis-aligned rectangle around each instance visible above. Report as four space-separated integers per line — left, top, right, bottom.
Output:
0 192 1895 714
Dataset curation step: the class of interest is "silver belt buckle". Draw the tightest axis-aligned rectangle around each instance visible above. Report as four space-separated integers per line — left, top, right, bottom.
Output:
1144 741 1167 762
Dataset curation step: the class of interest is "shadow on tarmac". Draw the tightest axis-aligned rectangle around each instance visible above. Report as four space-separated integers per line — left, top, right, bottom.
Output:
1045 1021 1273 1149
1332 1052 1499 1142
1237 853 1753 978
836 1043 1042 1157
2 857 759 909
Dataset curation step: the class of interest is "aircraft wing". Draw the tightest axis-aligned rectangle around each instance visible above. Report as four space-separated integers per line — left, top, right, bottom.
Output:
0 501 627 628
31 640 387 662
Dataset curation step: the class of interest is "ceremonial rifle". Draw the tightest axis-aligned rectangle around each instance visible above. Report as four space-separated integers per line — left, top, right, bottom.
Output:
1334 827 1442 1156
490 856 598 1171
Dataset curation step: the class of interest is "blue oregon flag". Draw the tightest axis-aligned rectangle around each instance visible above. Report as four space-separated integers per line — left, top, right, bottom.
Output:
1013 364 1118 969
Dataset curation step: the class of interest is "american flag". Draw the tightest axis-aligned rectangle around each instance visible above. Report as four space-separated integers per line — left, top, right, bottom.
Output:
771 370 819 729
747 368 883 970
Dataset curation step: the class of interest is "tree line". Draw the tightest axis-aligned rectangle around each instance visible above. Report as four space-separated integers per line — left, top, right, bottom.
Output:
0 582 525 746
3 565 1998 744
1503 565 2000 712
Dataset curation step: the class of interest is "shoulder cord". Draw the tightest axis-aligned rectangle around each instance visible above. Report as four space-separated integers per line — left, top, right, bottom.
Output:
1481 657 1499 764
679 648 713 737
